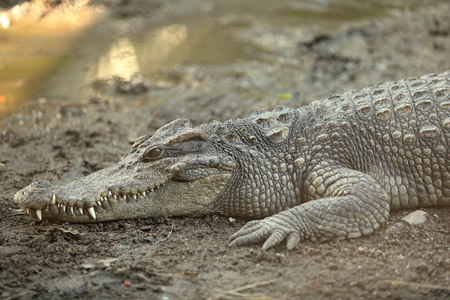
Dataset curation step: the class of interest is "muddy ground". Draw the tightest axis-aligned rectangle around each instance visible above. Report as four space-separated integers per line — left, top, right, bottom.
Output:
1 1 450 299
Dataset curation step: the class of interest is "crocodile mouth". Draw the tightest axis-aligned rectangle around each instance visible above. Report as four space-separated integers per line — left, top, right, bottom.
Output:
15 179 168 222
26 186 165 220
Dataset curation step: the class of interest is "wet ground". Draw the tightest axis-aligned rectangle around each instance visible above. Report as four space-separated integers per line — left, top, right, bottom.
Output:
1 0 450 299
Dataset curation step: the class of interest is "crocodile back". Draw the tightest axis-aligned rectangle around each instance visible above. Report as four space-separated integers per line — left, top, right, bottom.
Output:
309 72 450 209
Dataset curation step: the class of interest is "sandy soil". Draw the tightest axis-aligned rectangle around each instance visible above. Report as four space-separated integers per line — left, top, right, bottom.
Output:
1 1 450 299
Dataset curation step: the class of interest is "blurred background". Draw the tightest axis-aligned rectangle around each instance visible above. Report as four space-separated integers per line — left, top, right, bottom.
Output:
0 0 448 119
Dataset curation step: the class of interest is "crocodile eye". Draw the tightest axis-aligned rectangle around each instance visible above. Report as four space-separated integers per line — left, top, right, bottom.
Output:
142 147 162 161
148 147 161 158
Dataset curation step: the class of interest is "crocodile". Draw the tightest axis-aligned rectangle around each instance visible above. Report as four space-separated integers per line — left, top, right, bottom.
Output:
14 72 450 250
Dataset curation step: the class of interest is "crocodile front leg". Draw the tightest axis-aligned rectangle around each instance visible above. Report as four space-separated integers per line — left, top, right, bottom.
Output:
229 167 390 250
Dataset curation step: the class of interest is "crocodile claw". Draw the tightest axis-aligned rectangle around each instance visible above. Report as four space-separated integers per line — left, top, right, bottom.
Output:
229 216 302 250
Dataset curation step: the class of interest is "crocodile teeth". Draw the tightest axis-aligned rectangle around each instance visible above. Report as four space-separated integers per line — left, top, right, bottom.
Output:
36 209 42 220
108 191 113 197
26 208 30 215
133 194 137 200
88 207 96 219
78 207 83 214
62 205 66 212
51 194 56 205
114 195 117 200
69 206 74 214
142 191 146 197
96 201 101 207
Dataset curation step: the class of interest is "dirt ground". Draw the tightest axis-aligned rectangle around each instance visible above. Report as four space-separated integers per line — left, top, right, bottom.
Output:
1 1 450 299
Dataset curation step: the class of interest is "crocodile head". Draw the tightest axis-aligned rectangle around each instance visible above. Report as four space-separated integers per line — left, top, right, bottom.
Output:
14 119 237 222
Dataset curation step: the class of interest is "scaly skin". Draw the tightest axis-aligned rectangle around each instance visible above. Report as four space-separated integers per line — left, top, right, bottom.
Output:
15 72 450 250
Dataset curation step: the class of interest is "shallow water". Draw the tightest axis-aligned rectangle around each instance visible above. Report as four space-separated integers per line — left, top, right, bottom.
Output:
0 0 394 117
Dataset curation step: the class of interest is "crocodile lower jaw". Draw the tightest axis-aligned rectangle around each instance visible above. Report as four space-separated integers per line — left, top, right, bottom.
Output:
22 183 165 221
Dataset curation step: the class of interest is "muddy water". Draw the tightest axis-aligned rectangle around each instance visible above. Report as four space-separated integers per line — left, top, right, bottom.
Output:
0 0 392 117
42 22 254 99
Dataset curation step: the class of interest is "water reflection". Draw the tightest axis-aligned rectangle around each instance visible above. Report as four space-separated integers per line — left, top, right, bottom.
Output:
96 24 187 80
98 38 139 80
0 14 10 29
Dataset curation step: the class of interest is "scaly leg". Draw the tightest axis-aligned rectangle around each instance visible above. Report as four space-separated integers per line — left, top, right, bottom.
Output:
229 167 390 250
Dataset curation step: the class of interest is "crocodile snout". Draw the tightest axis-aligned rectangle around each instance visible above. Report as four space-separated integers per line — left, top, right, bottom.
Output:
14 180 56 220
14 180 54 206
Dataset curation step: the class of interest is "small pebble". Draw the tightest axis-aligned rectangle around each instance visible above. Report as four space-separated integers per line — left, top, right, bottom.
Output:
401 210 429 226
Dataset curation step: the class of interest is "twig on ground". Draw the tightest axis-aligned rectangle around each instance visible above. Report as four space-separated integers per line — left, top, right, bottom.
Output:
156 222 175 244
375 280 450 292
228 279 278 293
9 208 25 216
214 279 279 300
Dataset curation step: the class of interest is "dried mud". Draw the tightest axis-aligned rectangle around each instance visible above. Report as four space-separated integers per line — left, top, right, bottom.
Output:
1 1 450 299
